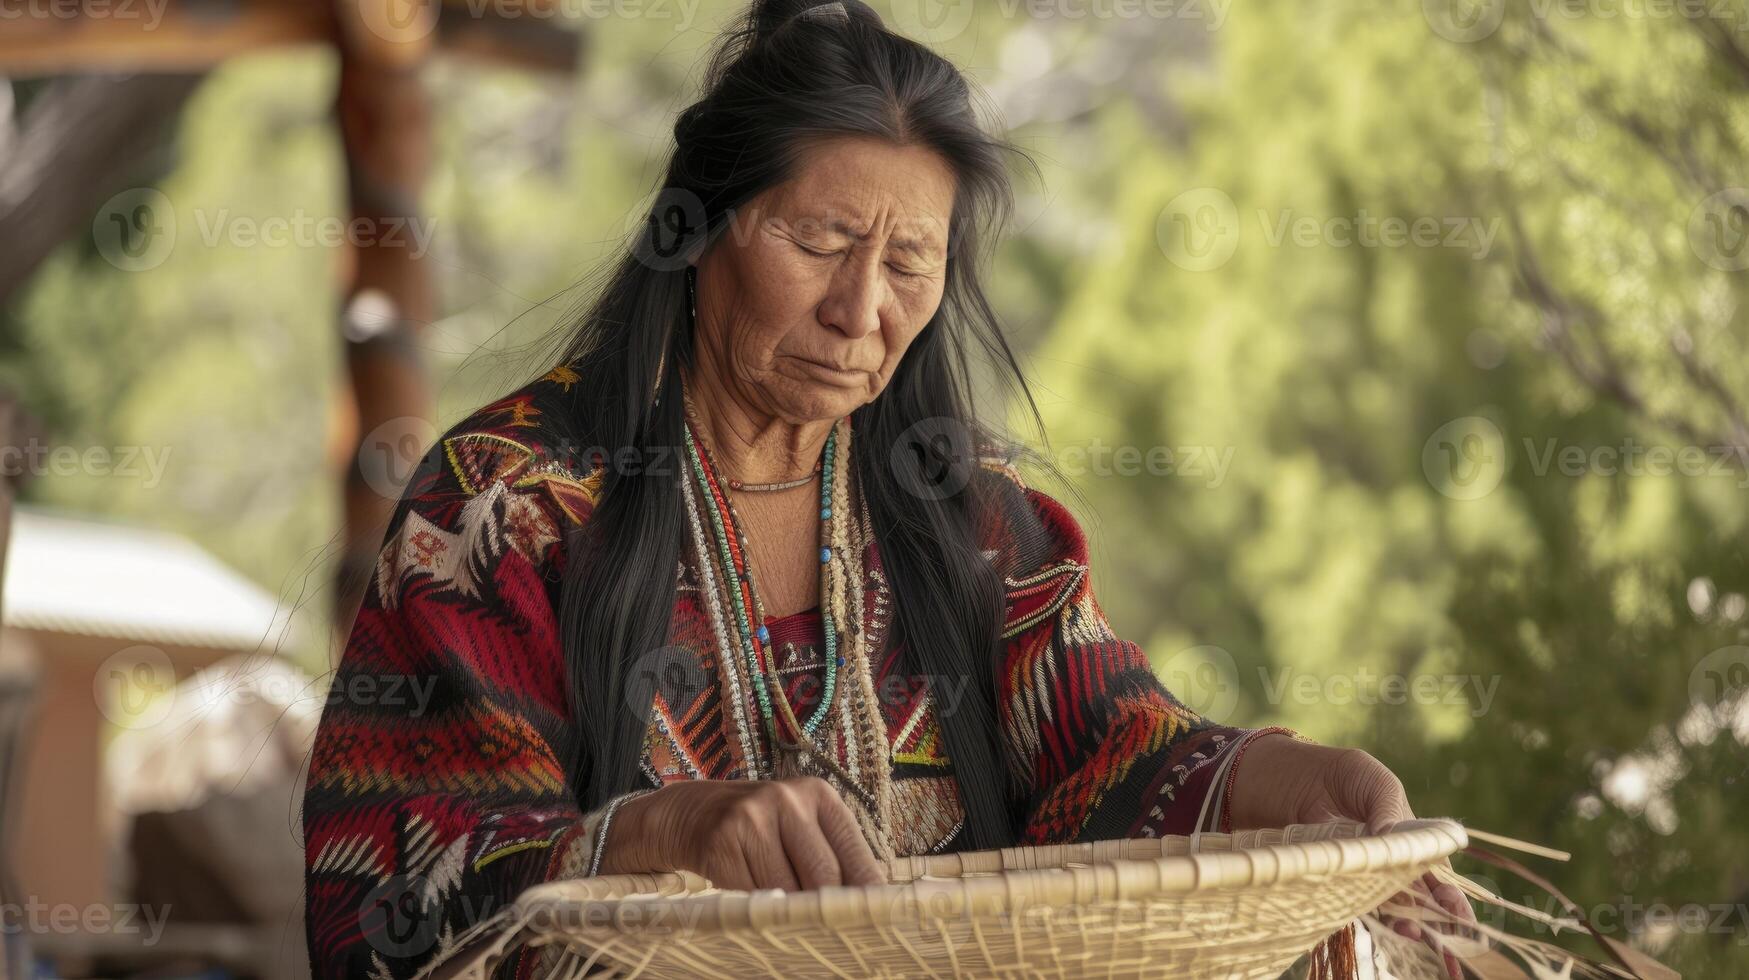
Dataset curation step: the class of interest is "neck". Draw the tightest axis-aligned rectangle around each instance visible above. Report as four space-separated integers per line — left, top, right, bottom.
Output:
681 361 835 486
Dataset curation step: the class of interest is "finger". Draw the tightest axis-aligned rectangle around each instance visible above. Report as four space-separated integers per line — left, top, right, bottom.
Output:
712 846 760 892
1407 876 1464 980
1389 916 1423 943
742 814 803 892
1435 882 1475 925
813 791 884 887
776 803 843 891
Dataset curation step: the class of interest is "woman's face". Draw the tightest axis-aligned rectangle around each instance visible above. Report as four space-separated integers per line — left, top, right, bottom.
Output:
690 136 956 424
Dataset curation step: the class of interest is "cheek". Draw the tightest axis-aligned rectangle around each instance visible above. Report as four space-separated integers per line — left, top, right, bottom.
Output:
884 285 943 360
724 252 815 358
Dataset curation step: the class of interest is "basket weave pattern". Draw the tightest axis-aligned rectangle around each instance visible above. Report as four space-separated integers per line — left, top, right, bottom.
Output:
426 820 1468 979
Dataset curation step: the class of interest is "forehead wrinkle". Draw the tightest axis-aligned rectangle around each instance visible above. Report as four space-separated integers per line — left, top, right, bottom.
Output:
781 181 947 256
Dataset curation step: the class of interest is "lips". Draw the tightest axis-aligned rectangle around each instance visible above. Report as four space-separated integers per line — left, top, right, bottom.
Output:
789 356 870 384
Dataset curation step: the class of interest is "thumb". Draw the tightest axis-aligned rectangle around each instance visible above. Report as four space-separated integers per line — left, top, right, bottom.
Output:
1328 749 1412 835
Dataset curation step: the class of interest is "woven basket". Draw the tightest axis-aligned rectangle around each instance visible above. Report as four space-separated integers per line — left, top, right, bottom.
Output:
421 818 1468 979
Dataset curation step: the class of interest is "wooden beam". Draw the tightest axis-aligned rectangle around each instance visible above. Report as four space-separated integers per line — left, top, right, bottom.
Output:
0 2 335 76
0 0 581 77
0 73 202 307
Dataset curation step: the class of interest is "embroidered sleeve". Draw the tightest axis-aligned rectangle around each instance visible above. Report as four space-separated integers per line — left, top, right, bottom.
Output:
982 462 1251 844
302 419 622 980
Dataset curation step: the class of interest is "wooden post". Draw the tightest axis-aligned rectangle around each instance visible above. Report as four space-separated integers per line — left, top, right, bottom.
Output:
330 0 438 642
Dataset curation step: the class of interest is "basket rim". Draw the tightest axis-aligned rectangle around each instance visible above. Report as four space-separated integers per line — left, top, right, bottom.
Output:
511 818 1467 938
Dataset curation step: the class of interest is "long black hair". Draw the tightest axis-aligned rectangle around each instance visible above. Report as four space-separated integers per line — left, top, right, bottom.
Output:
551 0 1044 852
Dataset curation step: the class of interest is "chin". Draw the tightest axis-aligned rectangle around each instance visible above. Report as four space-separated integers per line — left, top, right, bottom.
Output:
776 382 874 423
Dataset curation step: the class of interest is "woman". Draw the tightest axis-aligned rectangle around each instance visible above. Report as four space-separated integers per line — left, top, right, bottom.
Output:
303 1 1467 976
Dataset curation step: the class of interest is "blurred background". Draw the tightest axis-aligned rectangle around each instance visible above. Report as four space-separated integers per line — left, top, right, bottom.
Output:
0 0 1745 976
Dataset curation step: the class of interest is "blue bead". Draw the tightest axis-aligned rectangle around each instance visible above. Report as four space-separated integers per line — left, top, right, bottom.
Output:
820 547 831 563
756 625 770 643
821 508 831 519
836 656 846 667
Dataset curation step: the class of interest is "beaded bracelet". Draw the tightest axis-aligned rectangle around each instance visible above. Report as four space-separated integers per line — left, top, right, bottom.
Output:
1218 726 1302 833
586 788 656 878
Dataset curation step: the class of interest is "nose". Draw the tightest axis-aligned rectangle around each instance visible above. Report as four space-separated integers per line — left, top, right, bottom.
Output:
817 248 883 340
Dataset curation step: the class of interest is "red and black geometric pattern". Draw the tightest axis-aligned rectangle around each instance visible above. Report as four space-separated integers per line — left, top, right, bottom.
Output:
302 366 1248 979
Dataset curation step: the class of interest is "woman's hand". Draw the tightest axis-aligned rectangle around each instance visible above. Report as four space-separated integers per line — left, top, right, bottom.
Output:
1228 737 1411 832
1228 735 1477 979
597 777 886 891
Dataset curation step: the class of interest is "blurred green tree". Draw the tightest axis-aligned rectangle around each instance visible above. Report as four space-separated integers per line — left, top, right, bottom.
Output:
1021 2 1749 973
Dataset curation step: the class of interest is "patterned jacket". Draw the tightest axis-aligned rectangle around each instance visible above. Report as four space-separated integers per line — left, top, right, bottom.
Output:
302 366 1252 978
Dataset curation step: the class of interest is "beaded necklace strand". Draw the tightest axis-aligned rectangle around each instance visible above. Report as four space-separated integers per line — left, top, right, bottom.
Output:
679 395 850 748
676 385 894 857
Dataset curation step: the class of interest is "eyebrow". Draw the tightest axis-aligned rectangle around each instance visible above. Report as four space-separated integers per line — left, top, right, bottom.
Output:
814 217 943 259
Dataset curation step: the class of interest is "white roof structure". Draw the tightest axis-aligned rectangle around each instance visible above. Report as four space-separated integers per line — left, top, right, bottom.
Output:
2 506 293 651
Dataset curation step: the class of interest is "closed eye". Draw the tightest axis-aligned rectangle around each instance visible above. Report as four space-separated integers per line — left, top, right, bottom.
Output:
795 241 838 258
